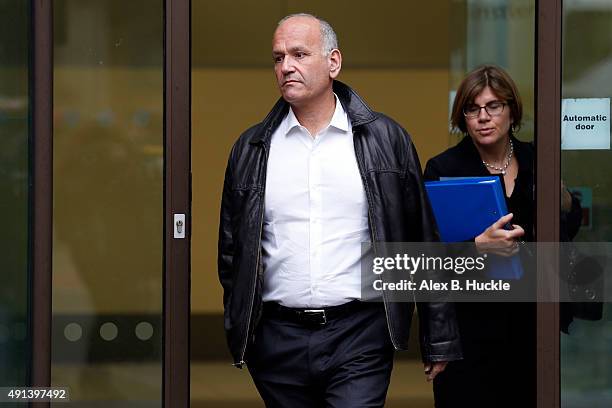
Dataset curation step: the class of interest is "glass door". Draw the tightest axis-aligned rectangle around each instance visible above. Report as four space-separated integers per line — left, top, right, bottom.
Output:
560 1 612 406
0 0 31 396
51 0 165 405
2 0 189 406
46 0 193 406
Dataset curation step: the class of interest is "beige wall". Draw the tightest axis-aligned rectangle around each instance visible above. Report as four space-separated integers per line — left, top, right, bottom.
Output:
53 67 163 314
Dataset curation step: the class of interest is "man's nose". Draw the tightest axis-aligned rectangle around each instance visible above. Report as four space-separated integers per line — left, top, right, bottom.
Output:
281 56 295 74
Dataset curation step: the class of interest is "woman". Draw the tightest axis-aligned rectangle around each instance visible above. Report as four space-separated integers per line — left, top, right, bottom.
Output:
424 65 580 407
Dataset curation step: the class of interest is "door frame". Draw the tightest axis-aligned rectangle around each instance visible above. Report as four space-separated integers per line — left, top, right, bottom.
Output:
31 0 53 403
536 0 562 407
163 0 191 406
29 0 192 406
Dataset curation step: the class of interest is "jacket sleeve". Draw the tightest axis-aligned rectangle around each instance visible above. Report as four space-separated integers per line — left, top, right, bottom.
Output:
404 138 463 362
218 152 235 320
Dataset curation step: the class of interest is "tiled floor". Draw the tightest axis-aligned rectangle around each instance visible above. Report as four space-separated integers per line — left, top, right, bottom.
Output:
191 360 433 407
51 360 433 406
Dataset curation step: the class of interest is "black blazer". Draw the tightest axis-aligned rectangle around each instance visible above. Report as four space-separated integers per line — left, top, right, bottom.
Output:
424 135 535 241
423 136 591 335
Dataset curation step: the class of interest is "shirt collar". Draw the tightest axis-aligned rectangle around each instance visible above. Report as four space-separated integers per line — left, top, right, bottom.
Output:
283 94 350 136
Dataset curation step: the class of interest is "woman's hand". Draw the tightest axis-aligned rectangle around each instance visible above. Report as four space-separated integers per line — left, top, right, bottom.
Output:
475 213 525 256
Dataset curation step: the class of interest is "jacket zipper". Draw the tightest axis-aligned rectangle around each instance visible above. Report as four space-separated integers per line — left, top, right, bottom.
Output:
234 142 268 368
353 131 399 350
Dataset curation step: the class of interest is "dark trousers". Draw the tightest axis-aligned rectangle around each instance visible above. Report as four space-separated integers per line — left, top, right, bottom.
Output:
433 303 537 408
246 302 394 408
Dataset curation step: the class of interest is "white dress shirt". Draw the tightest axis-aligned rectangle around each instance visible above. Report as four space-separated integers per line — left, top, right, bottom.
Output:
261 95 370 308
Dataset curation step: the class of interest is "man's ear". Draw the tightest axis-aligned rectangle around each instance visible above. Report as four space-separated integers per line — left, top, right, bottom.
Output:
329 49 342 79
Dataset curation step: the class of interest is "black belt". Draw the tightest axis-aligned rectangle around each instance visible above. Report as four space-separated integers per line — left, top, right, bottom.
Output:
263 300 370 326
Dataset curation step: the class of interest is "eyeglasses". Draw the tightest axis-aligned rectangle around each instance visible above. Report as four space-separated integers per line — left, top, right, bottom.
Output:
463 101 507 118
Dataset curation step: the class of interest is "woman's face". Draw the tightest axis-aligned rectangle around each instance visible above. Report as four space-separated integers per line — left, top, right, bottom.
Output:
464 86 513 148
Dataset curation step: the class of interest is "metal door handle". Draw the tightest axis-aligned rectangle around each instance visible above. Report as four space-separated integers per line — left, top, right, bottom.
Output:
174 214 186 239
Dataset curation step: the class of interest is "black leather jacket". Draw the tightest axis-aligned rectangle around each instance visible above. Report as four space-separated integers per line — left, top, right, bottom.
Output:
218 81 462 367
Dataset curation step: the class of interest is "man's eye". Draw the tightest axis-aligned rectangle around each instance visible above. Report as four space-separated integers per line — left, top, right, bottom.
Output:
295 52 305 58
273 56 283 63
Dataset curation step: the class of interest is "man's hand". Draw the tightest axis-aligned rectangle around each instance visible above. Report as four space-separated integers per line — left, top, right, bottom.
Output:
423 361 448 382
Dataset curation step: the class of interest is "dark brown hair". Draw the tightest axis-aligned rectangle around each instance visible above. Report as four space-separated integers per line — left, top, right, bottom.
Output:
450 65 523 134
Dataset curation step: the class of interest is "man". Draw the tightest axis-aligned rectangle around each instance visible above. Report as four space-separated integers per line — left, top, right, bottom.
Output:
218 13 461 407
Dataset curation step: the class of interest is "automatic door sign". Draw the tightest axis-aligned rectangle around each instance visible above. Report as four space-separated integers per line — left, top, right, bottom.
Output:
562 98 610 150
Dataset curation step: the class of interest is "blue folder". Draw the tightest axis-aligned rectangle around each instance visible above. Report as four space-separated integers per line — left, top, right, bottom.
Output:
425 176 523 279
425 176 507 242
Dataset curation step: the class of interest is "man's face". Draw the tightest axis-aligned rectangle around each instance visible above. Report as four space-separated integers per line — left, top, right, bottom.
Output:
272 17 339 107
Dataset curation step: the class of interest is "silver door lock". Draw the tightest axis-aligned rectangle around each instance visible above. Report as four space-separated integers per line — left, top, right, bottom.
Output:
174 214 186 239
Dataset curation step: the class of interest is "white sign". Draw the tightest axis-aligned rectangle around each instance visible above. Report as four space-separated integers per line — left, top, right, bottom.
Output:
561 98 610 150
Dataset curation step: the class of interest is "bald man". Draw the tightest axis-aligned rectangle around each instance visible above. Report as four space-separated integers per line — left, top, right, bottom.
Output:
218 13 462 407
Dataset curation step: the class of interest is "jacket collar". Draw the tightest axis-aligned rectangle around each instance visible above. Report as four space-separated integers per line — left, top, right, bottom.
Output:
250 80 377 145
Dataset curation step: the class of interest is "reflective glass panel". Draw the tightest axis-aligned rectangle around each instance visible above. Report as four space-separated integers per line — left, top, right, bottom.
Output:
561 1 612 407
0 0 30 394
52 1 164 406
